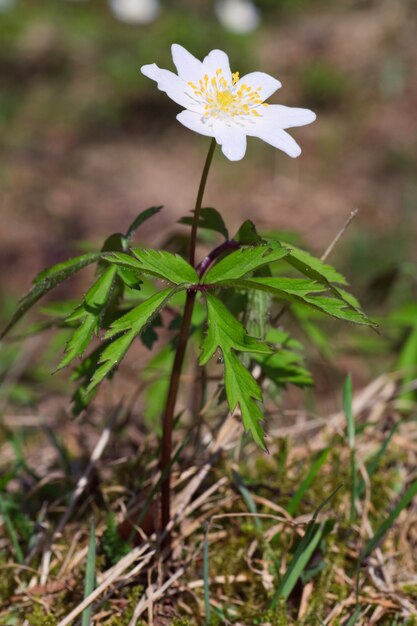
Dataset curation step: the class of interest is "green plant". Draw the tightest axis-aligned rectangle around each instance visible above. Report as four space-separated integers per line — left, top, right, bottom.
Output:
2 45 373 549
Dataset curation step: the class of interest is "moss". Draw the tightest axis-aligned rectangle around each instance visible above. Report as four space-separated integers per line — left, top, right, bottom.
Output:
401 584 417 598
0 559 17 602
27 606 57 626
104 586 144 626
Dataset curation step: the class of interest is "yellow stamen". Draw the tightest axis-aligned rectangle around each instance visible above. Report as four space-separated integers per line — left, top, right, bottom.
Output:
194 67 266 119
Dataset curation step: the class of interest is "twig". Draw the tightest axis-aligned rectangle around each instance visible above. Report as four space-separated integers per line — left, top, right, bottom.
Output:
321 209 358 262
128 567 186 625
56 545 155 626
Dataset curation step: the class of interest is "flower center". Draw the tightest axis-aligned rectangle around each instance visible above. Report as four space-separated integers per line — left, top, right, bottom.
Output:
188 68 268 120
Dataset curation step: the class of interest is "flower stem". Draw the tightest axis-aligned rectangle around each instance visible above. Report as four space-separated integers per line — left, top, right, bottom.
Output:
160 138 216 541
188 138 217 267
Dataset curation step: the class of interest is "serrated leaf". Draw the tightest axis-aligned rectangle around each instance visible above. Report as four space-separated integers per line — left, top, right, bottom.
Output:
274 241 363 319
84 265 118 311
1 253 102 339
254 350 313 388
88 287 178 391
200 294 271 448
40 300 81 318
220 277 373 326
125 206 162 242
59 315 98 370
71 345 105 416
34 253 102 283
200 295 272 363
58 265 118 369
254 327 312 388
179 207 228 240
226 352 267 448
116 266 142 290
109 249 198 285
283 246 348 286
234 220 266 245
100 233 124 254
202 243 289 284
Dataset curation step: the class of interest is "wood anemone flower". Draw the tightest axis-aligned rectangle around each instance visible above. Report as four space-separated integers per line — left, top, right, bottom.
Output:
141 44 316 161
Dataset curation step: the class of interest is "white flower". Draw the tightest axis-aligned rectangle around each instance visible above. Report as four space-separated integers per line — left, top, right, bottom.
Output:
215 0 260 35
109 0 160 25
140 44 316 161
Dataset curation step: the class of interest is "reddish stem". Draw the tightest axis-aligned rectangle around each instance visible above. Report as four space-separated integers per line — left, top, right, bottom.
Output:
159 139 216 544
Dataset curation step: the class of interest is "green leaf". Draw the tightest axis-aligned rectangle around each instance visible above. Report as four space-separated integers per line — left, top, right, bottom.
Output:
34 253 102 283
125 206 162 242
57 265 118 369
179 207 229 240
88 287 178 391
109 249 198 285
71 345 106 416
59 316 98 370
202 244 289 284
221 277 372 325
291 304 334 359
234 220 265 245
254 349 313 389
283 245 348 286
199 294 271 448
1 252 101 338
200 295 271 362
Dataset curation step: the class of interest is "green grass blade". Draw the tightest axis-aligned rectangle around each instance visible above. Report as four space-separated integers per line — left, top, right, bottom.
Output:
344 605 362 626
81 523 96 626
343 375 357 522
235 474 280 575
273 522 325 603
0 493 24 563
361 478 417 561
271 485 342 606
343 375 354 449
286 447 330 516
356 422 399 499
236 479 263 534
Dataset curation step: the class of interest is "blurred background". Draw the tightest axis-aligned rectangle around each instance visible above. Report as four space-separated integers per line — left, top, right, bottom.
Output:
0 0 416 410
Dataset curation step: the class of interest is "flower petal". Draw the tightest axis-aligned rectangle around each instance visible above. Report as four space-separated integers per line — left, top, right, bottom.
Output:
213 121 247 161
203 49 232 84
141 63 203 112
236 71 281 101
176 110 215 137
245 121 302 157
171 44 203 84
261 104 316 128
